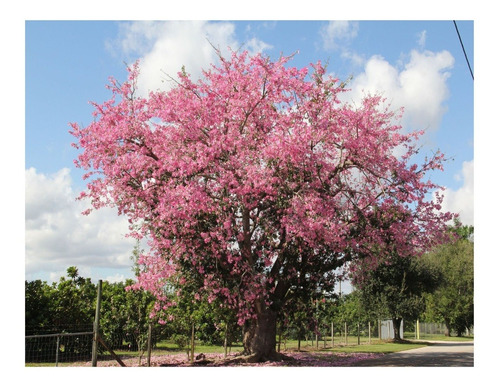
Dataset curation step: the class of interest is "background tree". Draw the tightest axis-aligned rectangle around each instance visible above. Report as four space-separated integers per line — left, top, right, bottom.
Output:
71 49 453 361
25 267 96 334
99 279 157 351
48 267 97 331
336 291 374 340
25 279 52 333
278 293 315 350
422 222 474 336
353 254 439 341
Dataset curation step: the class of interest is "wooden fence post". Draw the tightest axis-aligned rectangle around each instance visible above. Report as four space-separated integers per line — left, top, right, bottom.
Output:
92 280 102 367
147 323 152 367
97 336 126 367
224 323 228 358
190 322 195 363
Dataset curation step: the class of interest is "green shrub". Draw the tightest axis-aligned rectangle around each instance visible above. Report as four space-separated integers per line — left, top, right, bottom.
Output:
171 334 189 350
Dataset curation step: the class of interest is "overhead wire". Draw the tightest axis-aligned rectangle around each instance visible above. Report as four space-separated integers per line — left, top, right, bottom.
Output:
453 21 474 81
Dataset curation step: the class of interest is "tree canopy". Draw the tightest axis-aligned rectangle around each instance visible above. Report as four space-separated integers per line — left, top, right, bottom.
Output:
70 50 453 361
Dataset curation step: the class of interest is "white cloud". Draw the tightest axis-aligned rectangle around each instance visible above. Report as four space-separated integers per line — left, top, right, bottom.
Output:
105 273 127 284
115 21 271 95
25 168 136 281
340 49 365 67
342 49 454 132
320 21 359 51
244 37 273 54
440 160 474 226
417 30 427 49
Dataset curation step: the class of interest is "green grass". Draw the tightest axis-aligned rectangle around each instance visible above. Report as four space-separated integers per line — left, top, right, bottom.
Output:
277 338 428 354
328 341 427 353
411 334 474 342
25 362 61 367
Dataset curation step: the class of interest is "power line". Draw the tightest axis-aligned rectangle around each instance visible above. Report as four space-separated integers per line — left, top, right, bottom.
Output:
453 20 474 81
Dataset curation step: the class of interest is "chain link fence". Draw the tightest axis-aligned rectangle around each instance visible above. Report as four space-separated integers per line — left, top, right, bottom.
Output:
415 321 474 339
25 331 94 365
25 323 232 367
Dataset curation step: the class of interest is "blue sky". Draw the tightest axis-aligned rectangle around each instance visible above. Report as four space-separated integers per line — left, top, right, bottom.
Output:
25 19 474 285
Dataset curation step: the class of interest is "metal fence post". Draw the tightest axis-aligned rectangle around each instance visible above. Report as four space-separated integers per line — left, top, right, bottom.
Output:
331 321 334 348
92 280 102 367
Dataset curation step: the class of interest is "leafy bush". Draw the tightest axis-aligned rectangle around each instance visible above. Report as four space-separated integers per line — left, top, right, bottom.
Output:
171 334 189 350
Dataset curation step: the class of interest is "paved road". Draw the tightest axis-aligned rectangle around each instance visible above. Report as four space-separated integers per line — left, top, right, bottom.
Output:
351 341 474 367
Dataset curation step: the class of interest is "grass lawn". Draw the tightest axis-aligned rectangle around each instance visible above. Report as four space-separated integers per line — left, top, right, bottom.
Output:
327 341 427 353
413 334 474 342
278 339 428 354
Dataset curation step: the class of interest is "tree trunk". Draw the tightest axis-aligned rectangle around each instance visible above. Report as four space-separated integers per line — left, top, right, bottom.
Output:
392 318 403 341
242 305 281 362
444 320 451 337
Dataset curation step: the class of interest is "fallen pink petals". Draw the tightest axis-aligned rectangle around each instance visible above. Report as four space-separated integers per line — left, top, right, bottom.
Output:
73 351 383 367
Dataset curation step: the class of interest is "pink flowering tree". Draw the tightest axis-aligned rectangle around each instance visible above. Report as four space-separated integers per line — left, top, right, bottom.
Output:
70 50 453 362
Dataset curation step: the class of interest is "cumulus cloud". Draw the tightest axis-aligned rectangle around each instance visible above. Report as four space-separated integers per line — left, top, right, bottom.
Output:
439 160 474 226
25 168 136 281
320 21 359 51
115 21 271 95
341 49 454 132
